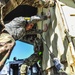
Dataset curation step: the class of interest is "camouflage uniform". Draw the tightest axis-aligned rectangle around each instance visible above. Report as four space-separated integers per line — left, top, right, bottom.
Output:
4 16 44 75
0 15 47 72
4 15 48 40
20 38 43 75
0 0 53 73
0 31 15 70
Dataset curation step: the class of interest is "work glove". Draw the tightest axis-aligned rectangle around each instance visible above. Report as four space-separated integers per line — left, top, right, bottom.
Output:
31 16 41 23
20 64 28 74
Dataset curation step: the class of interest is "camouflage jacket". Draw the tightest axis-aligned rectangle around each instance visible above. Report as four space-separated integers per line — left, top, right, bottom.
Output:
0 15 44 70
4 15 48 40
0 32 15 70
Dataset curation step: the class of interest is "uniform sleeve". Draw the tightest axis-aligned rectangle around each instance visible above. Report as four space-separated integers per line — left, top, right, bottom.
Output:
0 32 15 71
12 17 26 23
30 15 48 24
5 17 27 40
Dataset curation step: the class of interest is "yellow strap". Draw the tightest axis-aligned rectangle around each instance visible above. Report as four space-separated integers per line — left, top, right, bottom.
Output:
24 17 31 20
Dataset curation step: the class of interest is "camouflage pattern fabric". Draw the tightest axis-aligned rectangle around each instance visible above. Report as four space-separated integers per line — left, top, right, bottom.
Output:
0 31 15 70
0 0 55 20
20 38 42 74
4 17 26 40
24 53 41 66
4 15 47 40
20 53 41 74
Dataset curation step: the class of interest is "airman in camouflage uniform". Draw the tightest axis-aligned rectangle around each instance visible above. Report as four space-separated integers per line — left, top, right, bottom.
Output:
0 15 48 72
0 30 15 70
0 0 54 74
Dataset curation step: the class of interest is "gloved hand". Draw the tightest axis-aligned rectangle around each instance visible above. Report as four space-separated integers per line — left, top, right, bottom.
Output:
31 16 41 23
20 64 28 74
31 15 50 24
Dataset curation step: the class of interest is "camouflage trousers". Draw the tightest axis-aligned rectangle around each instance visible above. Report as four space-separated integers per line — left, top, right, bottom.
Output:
20 53 41 74
0 31 15 70
20 37 42 74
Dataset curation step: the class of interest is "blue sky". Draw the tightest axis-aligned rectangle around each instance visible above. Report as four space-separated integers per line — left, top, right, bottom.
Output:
6 40 34 63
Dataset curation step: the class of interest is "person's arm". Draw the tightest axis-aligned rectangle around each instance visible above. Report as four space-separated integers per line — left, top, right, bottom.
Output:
0 41 15 71
0 32 15 71
0 42 15 70
10 14 50 24
0 50 10 70
30 15 46 23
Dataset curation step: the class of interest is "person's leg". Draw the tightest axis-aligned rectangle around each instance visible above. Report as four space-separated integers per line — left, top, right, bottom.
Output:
20 53 41 75
20 37 42 74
